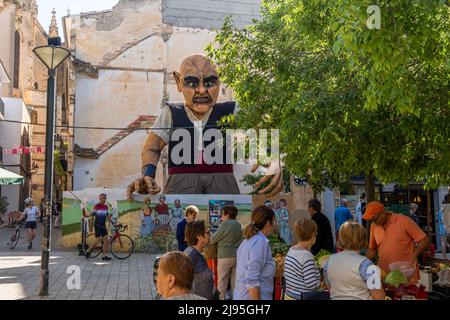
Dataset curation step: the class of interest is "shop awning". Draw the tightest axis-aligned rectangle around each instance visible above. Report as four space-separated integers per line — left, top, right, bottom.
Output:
0 167 24 185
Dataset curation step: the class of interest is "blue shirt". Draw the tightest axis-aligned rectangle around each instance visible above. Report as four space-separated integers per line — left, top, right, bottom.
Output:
438 209 447 236
335 206 353 233
234 231 275 300
176 218 188 251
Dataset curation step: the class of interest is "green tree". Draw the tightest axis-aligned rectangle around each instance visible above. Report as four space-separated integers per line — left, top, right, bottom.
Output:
208 0 450 199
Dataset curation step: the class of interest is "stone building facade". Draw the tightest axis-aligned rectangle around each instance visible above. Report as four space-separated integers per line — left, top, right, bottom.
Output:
0 0 49 210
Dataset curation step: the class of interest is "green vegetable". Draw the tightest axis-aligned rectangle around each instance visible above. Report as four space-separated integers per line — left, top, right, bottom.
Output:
314 249 332 268
384 270 408 287
315 249 332 261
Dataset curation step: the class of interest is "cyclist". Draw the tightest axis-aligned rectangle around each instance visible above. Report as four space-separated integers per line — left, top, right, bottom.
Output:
84 193 112 261
22 198 41 250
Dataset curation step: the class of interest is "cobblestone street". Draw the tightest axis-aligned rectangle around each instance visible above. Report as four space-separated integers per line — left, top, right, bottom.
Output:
0 251 158 300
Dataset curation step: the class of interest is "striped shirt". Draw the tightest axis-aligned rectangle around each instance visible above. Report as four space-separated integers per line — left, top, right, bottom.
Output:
284 248 321 299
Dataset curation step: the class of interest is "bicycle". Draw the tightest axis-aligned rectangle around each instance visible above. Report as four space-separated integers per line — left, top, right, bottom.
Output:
83 223 134 260
7 220 26 250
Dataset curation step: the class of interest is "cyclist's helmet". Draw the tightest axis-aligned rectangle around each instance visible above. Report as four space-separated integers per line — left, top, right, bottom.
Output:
24 198 34 205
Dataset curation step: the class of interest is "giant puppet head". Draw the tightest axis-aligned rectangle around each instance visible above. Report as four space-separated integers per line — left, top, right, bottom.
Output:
172 55 220 119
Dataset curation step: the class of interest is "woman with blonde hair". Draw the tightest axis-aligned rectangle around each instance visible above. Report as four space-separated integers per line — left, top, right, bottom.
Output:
284 218 327 300
323 221 385 300
234 206 276 300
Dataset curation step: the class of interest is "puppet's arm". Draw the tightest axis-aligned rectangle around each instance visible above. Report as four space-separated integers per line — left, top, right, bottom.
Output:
127 132 166 201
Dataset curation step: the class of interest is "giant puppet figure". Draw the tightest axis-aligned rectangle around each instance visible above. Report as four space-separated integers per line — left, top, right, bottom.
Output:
127 55 281 199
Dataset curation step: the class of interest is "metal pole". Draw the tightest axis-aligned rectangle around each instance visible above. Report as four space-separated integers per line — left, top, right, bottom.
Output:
40 68 56 296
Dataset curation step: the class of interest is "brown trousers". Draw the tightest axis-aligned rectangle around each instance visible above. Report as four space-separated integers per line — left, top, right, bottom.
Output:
217 257 237 300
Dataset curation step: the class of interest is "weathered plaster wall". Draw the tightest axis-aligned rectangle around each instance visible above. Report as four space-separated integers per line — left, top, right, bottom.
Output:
162 0 261 30
73 130 149 190
71 0 164 66
74 70 164 148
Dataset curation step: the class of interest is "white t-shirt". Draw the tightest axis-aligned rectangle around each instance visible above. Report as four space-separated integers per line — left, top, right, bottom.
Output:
24 206 38 222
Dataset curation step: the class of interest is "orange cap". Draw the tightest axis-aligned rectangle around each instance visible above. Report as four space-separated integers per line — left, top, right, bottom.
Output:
363 201 385 220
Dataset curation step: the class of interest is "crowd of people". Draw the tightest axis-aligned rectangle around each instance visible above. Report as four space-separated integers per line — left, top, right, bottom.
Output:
153 194 450 301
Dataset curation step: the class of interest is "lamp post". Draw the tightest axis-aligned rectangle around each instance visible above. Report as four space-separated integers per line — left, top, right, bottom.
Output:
33 37 70 296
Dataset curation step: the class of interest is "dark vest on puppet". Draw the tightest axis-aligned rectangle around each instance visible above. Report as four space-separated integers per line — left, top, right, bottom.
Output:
167 102 235 175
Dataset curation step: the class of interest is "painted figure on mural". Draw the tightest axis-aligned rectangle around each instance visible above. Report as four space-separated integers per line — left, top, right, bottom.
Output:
169 199 184 232
277 199 292 245
155 194 170 225
126 55 281 198
109 201 120 237
140 197 155 238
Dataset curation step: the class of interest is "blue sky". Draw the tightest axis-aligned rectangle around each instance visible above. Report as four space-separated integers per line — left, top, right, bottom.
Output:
37 0 119 36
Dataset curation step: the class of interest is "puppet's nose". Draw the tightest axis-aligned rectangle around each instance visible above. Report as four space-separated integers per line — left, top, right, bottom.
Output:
196 83 207 94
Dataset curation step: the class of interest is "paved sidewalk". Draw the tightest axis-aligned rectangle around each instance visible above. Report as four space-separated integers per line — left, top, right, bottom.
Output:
0 220 63 253
0 252 158 300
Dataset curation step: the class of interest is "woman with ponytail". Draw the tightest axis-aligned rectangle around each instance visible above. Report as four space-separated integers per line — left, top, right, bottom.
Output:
234 206 276 300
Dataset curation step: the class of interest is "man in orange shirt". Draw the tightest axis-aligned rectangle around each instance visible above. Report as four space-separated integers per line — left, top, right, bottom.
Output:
363 201 428 284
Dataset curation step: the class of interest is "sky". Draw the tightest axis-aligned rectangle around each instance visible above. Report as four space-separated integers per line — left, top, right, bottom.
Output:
37 0 119 36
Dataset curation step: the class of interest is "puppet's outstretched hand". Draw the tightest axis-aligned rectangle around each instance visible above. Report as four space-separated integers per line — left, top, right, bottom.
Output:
127 177 161 201
251 160 283 196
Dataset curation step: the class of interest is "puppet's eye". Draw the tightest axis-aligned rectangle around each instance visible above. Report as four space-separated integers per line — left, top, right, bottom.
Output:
204 81 216 88
185 80 199 88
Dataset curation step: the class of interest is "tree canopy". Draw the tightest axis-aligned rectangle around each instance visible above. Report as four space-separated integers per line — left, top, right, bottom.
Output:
207 0 450 193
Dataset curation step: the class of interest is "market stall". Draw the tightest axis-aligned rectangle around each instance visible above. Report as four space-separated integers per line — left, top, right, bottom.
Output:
379 258 450 300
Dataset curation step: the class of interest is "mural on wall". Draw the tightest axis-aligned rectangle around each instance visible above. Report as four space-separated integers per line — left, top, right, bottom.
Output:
63 188 250 248
62 188 296 250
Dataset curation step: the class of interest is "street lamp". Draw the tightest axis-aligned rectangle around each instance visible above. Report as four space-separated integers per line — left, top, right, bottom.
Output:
33 36 70 296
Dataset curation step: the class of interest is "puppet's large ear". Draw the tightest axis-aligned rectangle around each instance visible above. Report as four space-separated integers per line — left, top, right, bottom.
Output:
173 71 182 92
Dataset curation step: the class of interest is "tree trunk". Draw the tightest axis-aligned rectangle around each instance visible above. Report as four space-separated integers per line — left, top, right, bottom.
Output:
365 169 376 202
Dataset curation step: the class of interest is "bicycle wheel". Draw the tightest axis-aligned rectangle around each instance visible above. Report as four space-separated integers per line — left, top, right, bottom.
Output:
84 234 103 258
110 234 134 260
9 228 20 250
